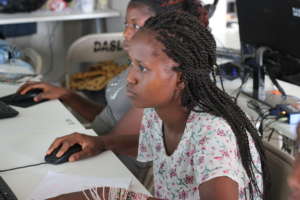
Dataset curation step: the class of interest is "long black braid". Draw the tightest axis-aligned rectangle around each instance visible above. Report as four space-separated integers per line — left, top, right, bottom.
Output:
141 12 270 200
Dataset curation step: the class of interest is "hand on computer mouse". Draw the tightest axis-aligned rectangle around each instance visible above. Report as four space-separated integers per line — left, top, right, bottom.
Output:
45 143 82 165
18 81 71 102
46 132 105 162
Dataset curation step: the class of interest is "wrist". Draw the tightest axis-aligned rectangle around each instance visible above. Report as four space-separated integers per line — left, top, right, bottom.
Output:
59 89 75 102
97 136 108 152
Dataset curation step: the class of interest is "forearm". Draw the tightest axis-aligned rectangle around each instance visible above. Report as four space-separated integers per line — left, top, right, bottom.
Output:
60 90 103 122
99 134 139 157
109 107 144 136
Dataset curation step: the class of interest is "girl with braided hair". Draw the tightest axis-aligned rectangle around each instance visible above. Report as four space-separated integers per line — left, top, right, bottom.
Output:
48 11 269 200
45 0 208 178
125 11 269 200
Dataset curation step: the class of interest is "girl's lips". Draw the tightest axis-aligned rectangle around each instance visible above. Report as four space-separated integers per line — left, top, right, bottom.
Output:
123 41 129 51
126 88 136 97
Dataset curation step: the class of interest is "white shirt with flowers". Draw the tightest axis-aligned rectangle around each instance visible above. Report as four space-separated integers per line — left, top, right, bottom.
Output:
137 108 263 200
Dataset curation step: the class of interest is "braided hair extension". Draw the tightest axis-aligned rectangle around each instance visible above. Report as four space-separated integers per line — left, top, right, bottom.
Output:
141 12 270 200
129 0 209 27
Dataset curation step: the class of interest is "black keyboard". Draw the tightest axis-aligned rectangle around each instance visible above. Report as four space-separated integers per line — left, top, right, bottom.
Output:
0 176 17 200
0 101 18 119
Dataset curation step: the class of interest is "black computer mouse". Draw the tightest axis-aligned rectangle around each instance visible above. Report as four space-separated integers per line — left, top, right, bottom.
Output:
44 144 82 165
0 88 47 108
12 88 43 102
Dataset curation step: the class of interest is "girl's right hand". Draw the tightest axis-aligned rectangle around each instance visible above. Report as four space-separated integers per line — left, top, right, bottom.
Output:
46 133 106 162
18 81 70 102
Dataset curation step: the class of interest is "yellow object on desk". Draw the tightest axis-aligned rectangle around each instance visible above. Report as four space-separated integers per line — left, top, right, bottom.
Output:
69 61 127 91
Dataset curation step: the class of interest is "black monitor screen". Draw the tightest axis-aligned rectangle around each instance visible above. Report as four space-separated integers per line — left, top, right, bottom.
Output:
236 0 300 59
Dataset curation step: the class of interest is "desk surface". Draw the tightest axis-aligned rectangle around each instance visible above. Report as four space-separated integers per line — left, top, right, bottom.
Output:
1 150 149 199
0 84 149 199
222 77 300 140
0 84 85 136
0 8 120 25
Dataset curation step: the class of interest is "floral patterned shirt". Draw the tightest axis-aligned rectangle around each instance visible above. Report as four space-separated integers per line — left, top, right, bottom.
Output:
137 108 263 200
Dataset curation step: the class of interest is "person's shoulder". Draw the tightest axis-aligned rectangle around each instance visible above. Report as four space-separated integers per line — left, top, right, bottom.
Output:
190 111 231 130
189 111 235 142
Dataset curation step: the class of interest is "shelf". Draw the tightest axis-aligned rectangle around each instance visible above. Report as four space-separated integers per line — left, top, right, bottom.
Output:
0 8 120 25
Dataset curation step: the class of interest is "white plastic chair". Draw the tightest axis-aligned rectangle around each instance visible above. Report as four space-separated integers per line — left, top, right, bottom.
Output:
22 48 43 74
64 32 126 87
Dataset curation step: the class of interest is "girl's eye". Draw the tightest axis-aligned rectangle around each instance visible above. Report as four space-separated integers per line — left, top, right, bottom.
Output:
138 65 147 72
133 24 141 30
124 22 141 30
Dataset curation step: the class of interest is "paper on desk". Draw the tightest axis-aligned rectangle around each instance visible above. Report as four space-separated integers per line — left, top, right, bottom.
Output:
28 171 132 200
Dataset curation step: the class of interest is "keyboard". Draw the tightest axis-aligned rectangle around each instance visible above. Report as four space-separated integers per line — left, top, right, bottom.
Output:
0 101 19 119
0 176 17 200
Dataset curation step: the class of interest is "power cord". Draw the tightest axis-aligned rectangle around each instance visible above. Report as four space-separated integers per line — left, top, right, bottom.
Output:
0 162 47 173
234 69 250 103
247 100 269 117
247 100 275 136
258 112 272 136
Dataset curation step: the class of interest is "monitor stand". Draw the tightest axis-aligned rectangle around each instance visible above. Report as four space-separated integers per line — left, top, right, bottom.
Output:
241 46 300 107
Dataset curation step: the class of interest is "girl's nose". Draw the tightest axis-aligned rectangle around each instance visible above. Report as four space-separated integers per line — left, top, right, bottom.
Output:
127 65 138 85
123 26 135 42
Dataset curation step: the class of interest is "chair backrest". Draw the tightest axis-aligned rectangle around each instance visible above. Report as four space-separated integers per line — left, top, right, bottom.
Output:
22 48 43 74
263 141 294 200
65 32 126 86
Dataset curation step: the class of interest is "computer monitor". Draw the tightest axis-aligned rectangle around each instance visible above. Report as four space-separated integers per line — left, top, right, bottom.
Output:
236 0 300 106
237 0 300 59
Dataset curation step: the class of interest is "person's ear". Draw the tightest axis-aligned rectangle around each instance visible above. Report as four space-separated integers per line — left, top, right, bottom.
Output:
176 72 185 90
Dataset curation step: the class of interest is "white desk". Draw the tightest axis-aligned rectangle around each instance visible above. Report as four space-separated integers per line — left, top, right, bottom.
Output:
221 78 300 140
0 9 120 25
0 84 85 137
1 150 149 199
0 84 149 199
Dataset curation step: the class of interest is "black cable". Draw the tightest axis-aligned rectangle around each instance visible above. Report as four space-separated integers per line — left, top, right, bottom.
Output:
267 128 275 142
0 162 47 173
264 60 287 98
247 100 274 136
216 64 226 92
234 69 250 103
258 113 271 136
247 100 268 117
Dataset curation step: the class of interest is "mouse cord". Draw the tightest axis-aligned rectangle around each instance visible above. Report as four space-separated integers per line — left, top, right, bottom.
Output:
0 162 47 173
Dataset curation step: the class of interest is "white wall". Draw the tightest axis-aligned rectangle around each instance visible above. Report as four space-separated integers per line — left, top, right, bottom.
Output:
209 0 227 48
208 0 241 50
106 0 129 32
